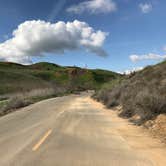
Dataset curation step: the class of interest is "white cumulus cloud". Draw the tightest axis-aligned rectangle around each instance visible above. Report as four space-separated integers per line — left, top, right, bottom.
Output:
139 3 152 13
66 0 117 14
0 20 108 64
130 53 166 62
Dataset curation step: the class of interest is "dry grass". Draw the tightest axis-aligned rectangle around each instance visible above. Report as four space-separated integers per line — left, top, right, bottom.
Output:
0 87 65 116
94 61 166 125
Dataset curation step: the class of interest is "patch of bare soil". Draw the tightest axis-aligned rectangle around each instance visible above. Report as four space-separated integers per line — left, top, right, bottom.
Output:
111 105 166 144
89 98 166 166
144 114 166 143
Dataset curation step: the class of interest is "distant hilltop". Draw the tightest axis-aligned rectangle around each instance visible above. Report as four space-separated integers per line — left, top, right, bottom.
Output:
0 61 122 95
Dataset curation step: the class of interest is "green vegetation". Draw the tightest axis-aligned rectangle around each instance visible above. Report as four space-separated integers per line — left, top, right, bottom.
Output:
94 61 166 125
0 61 121 116
0 62 121 95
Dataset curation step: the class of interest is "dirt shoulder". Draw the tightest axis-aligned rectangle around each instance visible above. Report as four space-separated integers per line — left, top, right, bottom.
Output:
143 114 166 143
89 98 166 166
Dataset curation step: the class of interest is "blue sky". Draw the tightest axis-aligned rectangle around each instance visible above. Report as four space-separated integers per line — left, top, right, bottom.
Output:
0 0 166 72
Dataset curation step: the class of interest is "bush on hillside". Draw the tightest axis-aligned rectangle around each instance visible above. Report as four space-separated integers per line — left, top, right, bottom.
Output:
134 90 166 121
94 61 166 124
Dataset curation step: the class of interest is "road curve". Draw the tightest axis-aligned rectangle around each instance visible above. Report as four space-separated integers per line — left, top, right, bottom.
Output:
0 92 165 166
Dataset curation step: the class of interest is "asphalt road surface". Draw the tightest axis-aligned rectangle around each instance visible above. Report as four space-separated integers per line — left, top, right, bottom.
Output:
0 92 165 166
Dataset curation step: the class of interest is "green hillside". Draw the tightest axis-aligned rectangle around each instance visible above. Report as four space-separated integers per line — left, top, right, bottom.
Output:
0 62 121 95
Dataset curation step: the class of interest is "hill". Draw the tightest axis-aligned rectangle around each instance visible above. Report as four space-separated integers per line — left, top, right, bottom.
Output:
0 61 121 96
94 61 166 141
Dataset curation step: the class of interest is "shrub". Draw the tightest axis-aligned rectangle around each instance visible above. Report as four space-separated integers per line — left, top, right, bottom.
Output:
0 88 61 116
4 97 31 110
134 90 166 121
94 60 166 124
106 87 122 107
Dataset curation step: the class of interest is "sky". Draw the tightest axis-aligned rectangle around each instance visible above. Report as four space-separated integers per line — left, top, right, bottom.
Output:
0 0 166 73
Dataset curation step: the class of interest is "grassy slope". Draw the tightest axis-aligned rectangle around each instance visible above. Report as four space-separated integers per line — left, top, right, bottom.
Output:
94 60 166 124
0 62 121 95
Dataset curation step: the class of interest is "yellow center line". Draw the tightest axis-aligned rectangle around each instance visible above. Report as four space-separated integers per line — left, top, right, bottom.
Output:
32 129 52 151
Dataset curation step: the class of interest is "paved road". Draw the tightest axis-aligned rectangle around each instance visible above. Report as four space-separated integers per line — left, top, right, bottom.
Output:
0 93 165 166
